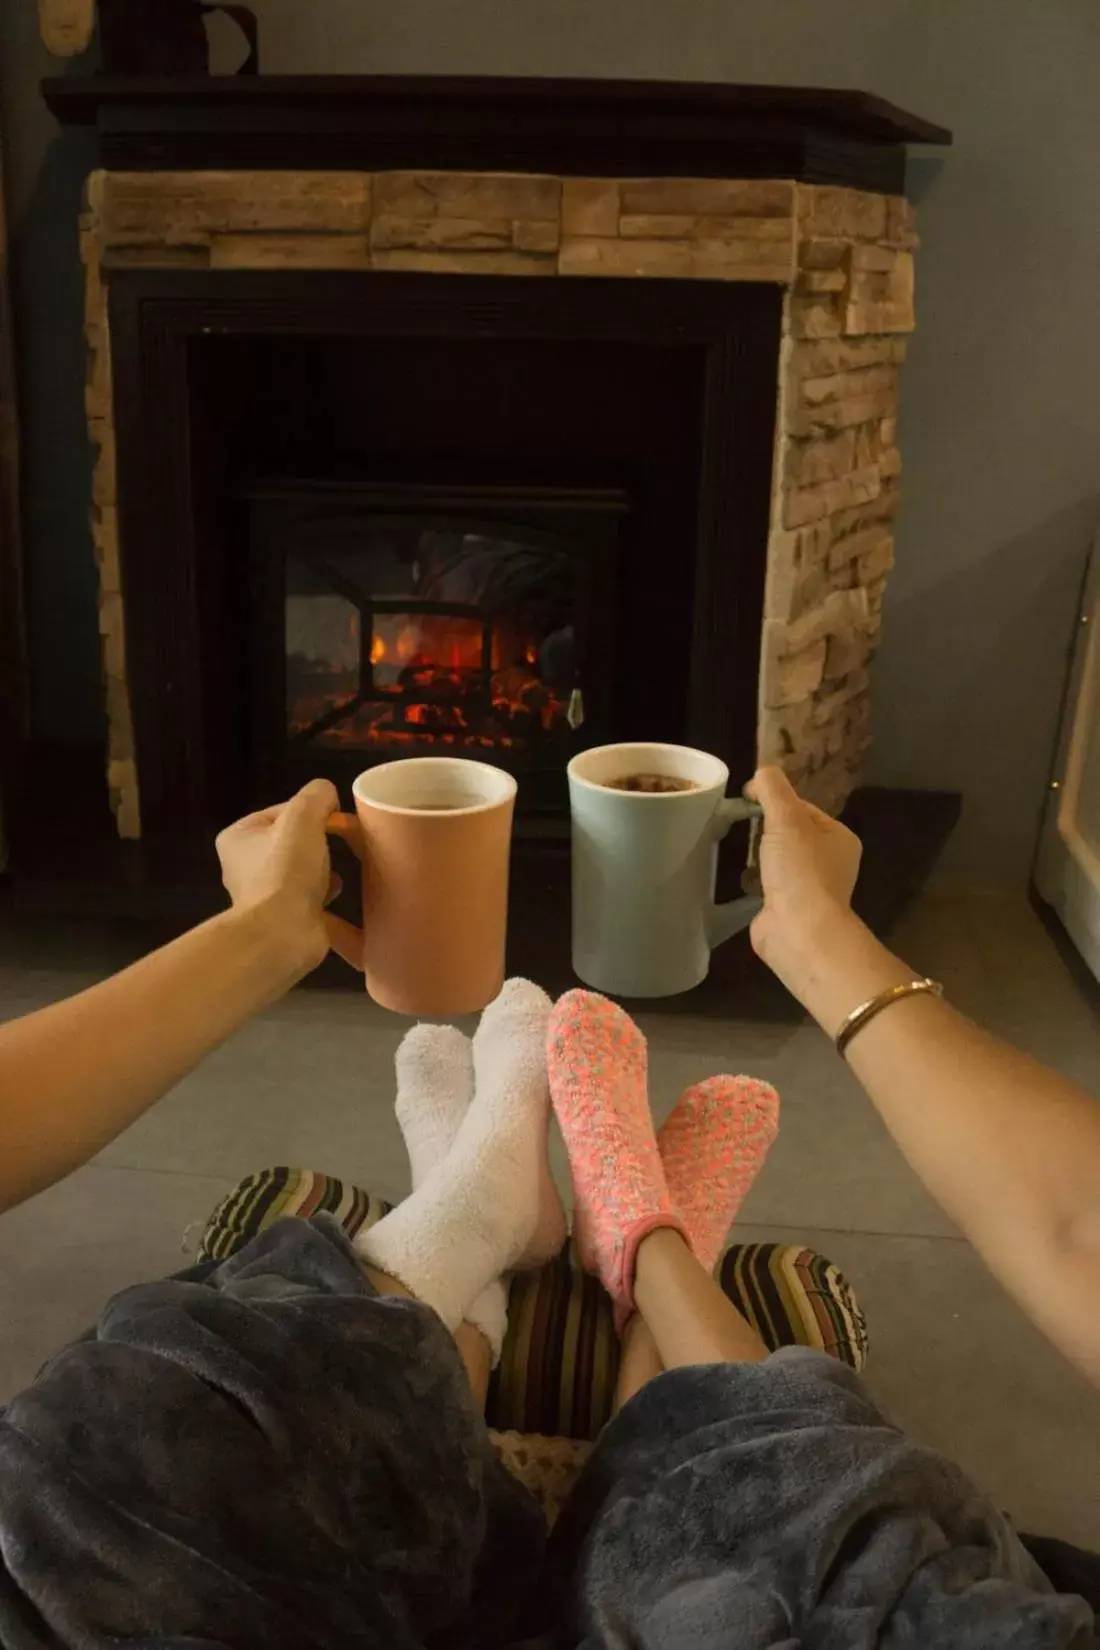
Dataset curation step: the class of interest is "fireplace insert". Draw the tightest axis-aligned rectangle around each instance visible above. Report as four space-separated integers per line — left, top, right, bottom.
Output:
245 479 625 815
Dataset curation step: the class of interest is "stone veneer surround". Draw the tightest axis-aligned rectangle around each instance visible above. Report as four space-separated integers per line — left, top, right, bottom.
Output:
81 168 917 838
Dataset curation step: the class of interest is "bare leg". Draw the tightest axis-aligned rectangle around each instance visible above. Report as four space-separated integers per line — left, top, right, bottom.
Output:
452 1322 492 1411
633 1229 768 1369
362 1263 492 1409
613 1316 663 1412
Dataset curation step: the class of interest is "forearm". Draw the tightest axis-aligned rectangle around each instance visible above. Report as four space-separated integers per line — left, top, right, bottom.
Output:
790 910 1100 1376
0 900 317 1212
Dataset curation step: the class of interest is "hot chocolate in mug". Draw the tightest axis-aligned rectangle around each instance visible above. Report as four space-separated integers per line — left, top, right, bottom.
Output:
326 757 517 1016
568 742 762 997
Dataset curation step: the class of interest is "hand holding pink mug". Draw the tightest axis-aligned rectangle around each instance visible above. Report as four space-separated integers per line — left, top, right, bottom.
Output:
325 757 517 1016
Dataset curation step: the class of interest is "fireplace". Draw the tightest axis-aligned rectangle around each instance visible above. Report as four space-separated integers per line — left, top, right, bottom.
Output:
14 75 951 906
101 270 780 841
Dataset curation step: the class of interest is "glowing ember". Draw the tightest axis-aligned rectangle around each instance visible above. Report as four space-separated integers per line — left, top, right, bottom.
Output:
282 522 577 762
288 614 570 754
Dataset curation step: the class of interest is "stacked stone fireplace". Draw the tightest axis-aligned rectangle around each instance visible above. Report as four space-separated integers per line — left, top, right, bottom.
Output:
80 145 919 843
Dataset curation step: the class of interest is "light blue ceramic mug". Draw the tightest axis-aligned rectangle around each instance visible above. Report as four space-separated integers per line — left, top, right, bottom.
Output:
568 741 762 998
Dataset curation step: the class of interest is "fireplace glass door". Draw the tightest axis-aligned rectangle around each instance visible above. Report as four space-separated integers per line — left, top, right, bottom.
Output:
286 524 577 758
247 482 625 814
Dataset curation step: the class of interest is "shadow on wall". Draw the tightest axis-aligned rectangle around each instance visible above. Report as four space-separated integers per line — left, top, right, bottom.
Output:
11 118 102 746
870 493 1097 885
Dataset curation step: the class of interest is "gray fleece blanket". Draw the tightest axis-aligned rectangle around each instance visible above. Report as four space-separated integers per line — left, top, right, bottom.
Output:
551 1350 1097 1648
0 1215 1091 1649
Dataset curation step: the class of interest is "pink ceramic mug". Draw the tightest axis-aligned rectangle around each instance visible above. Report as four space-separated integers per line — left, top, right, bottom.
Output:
326 757 517 1016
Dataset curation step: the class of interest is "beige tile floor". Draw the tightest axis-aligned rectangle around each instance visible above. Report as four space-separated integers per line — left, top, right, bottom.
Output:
0 891 1098 1544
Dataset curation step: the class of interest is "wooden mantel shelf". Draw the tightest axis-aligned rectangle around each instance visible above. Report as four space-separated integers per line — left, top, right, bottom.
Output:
42 75 951 189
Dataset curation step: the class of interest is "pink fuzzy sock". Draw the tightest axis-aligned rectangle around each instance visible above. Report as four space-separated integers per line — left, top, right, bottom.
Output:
547 990 685 1311
657 1076 780 1272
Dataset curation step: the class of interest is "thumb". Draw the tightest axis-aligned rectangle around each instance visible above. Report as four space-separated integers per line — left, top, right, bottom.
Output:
747 764 802 824
291 777 340 821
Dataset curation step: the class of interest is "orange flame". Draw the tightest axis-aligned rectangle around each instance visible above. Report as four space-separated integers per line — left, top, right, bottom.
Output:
293 618 567 754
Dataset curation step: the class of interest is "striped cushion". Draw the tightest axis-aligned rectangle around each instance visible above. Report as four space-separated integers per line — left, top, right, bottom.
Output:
717 1243 868 1371
198 1166 389 1261
490 1242 621 1442
197 1168 868 1441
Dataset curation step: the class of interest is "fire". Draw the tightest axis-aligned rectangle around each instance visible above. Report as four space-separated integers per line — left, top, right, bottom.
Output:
289 613 569 754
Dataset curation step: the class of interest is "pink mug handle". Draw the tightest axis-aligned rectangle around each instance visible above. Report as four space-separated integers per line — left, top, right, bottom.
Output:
325 812 366 973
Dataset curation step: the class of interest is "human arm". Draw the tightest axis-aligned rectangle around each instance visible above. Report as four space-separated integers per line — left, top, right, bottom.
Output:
0 779 339 1215
748 765 1100 1385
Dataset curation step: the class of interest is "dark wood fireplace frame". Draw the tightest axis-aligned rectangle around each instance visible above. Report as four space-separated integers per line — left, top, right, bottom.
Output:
108 267 782 847
43 76 952 189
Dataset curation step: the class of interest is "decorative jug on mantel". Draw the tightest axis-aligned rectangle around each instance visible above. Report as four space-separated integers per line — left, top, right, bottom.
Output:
38 0 259 73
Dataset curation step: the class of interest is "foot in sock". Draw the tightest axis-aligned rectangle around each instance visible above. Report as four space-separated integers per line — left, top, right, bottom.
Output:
657 1076 780 1272
393 1023 509 1357
470 977 566 1270
356 980 565 1354
547 990 685 1312
395 1023 473 1187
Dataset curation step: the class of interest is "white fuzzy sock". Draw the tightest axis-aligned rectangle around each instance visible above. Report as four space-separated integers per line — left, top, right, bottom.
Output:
393 1023 509 1358
357 980 566 1359
395 1023 474 1187
470 980 567 1269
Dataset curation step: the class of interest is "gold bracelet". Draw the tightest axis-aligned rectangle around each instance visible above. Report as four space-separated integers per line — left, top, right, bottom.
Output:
834 977 944 1058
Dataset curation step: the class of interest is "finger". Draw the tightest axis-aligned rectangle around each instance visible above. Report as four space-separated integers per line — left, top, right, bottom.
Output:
325 912 365 972
747 765 803 823
325 871 343 907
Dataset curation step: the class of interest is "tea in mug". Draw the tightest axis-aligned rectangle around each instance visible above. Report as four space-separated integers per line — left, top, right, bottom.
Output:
599 773 699 794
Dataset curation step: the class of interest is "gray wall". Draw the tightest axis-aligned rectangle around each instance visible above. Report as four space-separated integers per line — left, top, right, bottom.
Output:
5 0 1100 879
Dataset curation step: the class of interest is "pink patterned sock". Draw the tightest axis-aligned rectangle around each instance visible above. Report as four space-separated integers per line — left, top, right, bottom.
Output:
657 1076 780 1272
547 990 685 1310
